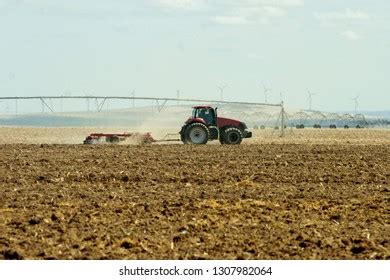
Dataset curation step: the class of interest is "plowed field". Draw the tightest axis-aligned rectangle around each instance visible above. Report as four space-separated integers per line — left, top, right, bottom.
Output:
0 129 389 260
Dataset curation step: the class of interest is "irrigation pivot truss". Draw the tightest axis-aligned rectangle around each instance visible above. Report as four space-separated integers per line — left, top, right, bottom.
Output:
0 95 282 112
3 95 387 129
0 95 287 135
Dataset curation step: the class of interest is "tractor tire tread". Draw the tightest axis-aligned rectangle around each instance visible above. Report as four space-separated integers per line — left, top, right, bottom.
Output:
223 127 243 145
184 123 209 145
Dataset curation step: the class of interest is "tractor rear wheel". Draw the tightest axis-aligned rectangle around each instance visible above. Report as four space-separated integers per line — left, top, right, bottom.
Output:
223 127 243 145
185 123 209 144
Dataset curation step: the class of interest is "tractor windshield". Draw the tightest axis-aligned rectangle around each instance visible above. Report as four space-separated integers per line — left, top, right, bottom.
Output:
192 108 198 118
192 108 215 125
192 108 207 119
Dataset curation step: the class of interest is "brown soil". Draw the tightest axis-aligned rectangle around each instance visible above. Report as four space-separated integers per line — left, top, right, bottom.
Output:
0 130 389 260
1 126 390 145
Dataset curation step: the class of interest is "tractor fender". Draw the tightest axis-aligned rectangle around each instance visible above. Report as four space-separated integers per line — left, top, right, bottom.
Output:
184 118 207 126
219 125 244 135
181 119 207 133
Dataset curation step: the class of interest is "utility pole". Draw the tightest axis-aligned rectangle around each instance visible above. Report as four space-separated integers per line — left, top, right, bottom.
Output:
263 84 271 103
217 85 227 102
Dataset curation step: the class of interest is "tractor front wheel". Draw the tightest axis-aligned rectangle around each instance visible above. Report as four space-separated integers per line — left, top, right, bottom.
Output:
219 130 226 144
223 127 243 145
184 123 209 144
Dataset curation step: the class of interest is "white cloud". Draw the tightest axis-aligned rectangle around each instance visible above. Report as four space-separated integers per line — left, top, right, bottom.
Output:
152 0 205 11
152 0 303 13
211 1 300 25
314 9 369 41
228 0 304 7
342 30 362 41
232 5 285 20
262 6 285 17
315 8 370 21
212 16 250 25
150 0 304 25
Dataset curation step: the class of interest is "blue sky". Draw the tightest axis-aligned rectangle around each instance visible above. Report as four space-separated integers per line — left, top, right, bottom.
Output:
0 0 389 112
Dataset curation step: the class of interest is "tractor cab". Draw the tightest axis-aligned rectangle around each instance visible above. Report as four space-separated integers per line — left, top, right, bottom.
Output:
191 106 217 126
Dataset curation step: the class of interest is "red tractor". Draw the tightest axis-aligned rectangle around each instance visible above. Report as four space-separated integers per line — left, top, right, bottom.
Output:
179 106 252 145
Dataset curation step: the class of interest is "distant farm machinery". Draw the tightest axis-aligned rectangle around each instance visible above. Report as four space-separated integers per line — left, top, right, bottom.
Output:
289 111 368 129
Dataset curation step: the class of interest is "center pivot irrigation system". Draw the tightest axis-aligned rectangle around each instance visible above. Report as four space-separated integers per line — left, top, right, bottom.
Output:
0 95 286 144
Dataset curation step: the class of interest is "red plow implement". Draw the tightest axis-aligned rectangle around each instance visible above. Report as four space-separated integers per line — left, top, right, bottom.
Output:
83 132 155 144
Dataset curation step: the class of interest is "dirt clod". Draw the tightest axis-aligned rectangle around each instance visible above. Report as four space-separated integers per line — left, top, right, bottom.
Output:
351 247 366 254
3 250 23 260
28 217 41 225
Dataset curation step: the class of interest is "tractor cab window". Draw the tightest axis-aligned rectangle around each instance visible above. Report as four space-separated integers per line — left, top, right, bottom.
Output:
192 108 198 118
194 108 215 125
199 109 208 118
